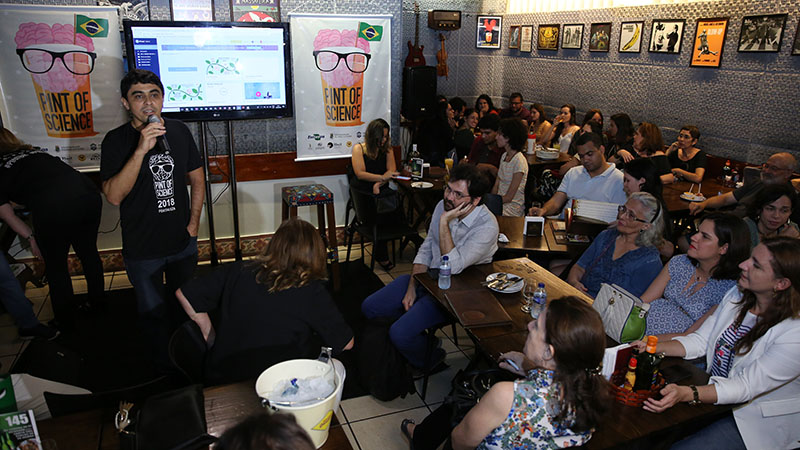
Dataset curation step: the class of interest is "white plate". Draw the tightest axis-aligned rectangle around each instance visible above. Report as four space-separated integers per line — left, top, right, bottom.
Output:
536 150 560 160
680 193 706 202
411 181 433 189
485 272 524 293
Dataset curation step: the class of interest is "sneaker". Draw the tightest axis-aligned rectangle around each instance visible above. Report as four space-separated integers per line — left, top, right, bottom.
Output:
19 324 60 341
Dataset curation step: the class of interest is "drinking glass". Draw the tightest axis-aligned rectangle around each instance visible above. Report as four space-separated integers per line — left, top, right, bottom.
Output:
521 280 535 313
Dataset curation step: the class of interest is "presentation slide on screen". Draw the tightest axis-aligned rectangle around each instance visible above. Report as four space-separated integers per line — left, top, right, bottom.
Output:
130 26 287 113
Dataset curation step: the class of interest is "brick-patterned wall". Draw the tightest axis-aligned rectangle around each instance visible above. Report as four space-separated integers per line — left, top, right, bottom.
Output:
405 0 800 165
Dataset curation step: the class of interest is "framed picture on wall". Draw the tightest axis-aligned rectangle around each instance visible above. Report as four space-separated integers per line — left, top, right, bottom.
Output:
793 21 800 55
230 0 279 22
649 19 685 53
562 24 583 49
520 25 533 52
738 14 787 52
170 0 214 20
476 15 502 49
690 17 729 68
589 23 611 52
509 25 520 49
538 24 559 50
619 21 643 53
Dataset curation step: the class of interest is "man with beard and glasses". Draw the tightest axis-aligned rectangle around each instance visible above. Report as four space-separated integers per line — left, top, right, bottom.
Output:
361 164 498 371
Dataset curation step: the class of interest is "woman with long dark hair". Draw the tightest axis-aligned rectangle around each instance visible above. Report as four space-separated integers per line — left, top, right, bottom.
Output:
605 113 635 165
539 104 580 152
528 103 552 144
491 118 529 216
640 237 800 450
744 183 799 247
475 94 498 120
177 218 354 384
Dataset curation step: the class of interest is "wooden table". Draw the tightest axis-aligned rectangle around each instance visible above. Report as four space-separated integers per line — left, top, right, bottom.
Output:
37 382 353 450
497 217 589 257
415 257 733 449
525 151 573 167
662 179 733 213
395 167 446 231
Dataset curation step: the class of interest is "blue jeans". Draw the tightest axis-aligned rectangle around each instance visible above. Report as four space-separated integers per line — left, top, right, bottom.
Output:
0 253 40 330
124 236 198 370
361 274 448 368
670 413 746 450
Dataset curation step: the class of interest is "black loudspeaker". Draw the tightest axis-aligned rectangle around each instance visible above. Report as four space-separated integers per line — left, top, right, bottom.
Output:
402 66 437 120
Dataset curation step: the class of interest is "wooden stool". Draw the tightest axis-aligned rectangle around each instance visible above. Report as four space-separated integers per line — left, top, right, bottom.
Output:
281 184 340 291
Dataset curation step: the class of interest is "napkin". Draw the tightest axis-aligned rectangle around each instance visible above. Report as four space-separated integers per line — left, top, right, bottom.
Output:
498 233 509 243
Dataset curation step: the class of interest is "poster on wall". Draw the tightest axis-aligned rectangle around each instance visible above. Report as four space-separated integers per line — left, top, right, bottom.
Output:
231 0 279 22
619 21 643 53
290 14 391 161
690 17 728 68
476 16 502 49
589 23 611 52
738 14 786 52
649 19 685 54
170 0 214 21
520 26 533 52
509 26 520 49
562 24 583 49
793 22 800 55
0 4 127 171
538 25 559 51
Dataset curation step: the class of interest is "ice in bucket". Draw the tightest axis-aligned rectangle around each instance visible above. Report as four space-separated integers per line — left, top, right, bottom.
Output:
15 23 98 138
313 29 371 127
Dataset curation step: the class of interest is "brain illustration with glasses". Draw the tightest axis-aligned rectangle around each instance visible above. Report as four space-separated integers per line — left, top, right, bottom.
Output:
149 153 176 204
313 29 371 127
15 22 98 138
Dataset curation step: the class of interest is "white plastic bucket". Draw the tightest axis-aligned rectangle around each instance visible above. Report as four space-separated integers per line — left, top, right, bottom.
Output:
255 359 345 448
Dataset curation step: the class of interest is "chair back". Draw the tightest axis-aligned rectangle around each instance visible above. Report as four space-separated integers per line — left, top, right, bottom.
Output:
349 183 380 226
168 321 208 385
44 375 172 418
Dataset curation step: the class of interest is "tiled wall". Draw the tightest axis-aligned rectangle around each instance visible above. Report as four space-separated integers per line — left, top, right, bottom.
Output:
405 0 800 164
1 0 403 156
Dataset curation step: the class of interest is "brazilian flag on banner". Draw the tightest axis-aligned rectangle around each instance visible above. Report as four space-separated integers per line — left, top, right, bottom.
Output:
75 15 109 38
358 22 383 42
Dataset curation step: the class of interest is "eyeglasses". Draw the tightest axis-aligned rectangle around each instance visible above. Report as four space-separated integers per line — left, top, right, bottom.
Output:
313 50 371 73
762 163 792 172
16 48 97 75
510 101 523 105
618 205 648 223
445 185 469 200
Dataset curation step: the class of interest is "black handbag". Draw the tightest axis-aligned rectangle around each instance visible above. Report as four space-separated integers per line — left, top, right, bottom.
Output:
446 368 516 427
117 384 218 450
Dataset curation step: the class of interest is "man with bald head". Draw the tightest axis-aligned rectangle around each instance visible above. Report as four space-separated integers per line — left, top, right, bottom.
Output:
689 152 798 217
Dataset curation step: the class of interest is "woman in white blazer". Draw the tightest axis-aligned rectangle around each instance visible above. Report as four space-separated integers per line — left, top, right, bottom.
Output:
635 237 800 450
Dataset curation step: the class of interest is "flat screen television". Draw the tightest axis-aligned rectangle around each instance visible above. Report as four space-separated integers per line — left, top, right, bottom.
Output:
123 20 293 121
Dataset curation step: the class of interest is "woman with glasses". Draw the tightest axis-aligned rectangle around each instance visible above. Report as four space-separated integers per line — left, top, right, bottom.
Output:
663 125 707 184
638 237 800 450
744 184 800 248
566 192 664 298
641 213 750 339
491 118 529 216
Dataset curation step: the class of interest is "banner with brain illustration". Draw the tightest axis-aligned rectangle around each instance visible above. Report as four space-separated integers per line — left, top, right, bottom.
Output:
0 5 126 171
290 14 391 161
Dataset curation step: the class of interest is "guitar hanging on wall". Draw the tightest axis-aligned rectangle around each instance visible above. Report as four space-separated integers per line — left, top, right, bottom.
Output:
405 2 425 67
436 34 448 79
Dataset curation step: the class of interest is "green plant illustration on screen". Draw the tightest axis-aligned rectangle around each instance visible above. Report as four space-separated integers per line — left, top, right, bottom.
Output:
205 58 240 75
166 84 203 101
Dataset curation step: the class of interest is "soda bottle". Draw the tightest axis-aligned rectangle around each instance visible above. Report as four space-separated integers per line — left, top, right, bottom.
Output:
622 357 637 391
633 336 664 391
438 255 451 290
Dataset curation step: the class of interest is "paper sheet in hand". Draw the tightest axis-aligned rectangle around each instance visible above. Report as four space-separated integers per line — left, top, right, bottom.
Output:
445 290 512 328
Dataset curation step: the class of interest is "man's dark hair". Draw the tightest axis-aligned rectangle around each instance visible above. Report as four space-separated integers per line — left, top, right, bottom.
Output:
451 163 491 199
216 413 315 450
120 69 164 99
498 118 529 151
575 131 605 151
477 114 500 131
450 97 466 113
509 92 523 102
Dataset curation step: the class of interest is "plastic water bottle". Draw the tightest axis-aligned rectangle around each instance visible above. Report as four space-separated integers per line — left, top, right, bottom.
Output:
438 256 451 290
531 283 547 318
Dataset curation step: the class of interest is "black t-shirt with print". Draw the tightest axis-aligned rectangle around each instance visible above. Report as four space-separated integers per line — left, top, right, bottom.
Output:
100 119 202 260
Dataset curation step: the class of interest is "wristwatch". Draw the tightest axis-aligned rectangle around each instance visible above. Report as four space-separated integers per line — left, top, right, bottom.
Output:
688 385 700 406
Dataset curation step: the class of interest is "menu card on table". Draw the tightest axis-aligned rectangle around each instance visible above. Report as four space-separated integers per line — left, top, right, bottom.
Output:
0 410 40 449
445 290 513 328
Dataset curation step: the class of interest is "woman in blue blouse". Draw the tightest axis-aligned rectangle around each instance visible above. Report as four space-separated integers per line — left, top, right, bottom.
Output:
642 213 750 339
566 192 664 298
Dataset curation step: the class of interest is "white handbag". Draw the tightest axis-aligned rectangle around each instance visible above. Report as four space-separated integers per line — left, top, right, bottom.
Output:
592 283 650 343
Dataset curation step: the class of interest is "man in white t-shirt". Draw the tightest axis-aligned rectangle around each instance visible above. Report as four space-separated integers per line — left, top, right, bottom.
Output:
529 132 626 216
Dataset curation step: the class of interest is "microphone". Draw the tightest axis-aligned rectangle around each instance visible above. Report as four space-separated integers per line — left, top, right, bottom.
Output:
147 115 171 152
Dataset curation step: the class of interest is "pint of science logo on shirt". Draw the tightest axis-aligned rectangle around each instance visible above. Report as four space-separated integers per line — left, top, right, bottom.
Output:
149 153 176 213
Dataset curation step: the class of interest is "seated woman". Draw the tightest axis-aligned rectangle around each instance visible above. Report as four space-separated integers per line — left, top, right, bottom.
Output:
642 213 750 339
567 192 664 298
605 113 635 166
454 108 479 160
491 118 529 216
528 103 552 144
559 120 603 173
418 101 456 166
632 122 670 176
402 296 609 450
176 218 354 385
744 184 800 248
475 94 499 120
351 118 400 270
539 104 580 152
662 125 707 184
640 237 800 450
622 158 675 259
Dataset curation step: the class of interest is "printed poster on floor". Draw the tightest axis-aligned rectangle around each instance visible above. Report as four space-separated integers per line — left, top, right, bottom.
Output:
0 4 127 171
290 14 391 161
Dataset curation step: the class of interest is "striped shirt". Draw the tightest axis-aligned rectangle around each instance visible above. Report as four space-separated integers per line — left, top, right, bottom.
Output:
711 312 757 377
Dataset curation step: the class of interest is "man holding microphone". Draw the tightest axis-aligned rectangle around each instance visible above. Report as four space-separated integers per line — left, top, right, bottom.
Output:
100 69 205 370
